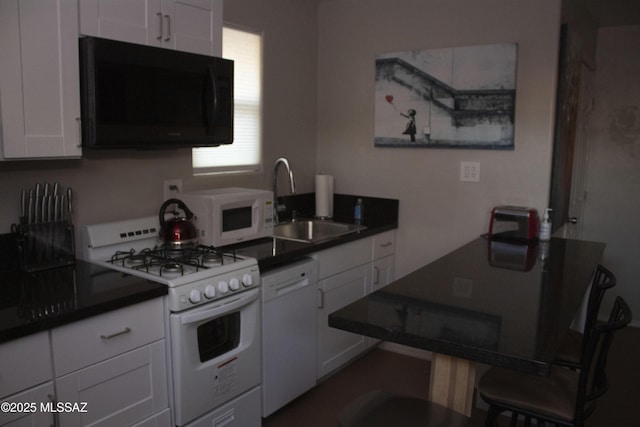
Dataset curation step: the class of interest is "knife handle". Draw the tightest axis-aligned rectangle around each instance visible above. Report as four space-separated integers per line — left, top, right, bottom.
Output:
66 187 73 221
27 190 34 225
20 189 27 224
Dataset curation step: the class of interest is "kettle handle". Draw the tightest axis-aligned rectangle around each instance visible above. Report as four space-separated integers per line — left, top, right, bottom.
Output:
159 198 194 227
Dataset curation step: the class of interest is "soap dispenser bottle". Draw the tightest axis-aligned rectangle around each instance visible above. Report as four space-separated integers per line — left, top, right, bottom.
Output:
354 198 364 225
539 208 552 241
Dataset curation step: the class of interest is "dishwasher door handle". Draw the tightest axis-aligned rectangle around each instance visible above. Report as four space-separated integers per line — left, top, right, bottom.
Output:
274 277 310 297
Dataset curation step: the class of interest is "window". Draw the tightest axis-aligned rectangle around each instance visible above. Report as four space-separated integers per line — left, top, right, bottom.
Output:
193 26 262 174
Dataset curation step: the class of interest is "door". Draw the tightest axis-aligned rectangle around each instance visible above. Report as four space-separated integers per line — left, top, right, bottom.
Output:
549 26 593 237
169 289 260 426
561 63 594 239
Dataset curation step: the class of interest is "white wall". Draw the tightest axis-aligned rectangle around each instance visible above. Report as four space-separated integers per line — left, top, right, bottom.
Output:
316 0 562 277
584 25 640 326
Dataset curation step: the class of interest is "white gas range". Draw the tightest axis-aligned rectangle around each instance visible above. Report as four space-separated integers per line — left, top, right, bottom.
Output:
81 216 262 427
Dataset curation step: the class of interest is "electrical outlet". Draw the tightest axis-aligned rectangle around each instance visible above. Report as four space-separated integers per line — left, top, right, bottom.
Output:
163 179 183 200
460 161 480 182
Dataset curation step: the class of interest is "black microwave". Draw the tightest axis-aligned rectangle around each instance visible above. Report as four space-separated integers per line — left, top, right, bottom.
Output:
79 36 233 149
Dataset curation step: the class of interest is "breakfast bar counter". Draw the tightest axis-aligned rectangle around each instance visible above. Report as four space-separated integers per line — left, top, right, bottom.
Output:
329 236 606 415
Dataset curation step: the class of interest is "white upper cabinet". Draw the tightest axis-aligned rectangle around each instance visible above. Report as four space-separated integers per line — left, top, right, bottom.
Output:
0 0 82 159
80 0 223 56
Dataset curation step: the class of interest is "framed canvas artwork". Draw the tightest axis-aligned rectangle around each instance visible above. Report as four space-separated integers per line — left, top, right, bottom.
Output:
374 43 517 149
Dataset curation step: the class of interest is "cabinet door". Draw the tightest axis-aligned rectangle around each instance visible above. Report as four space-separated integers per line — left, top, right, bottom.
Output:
313 237 371 280
367 255 395 348
51 298 165 377
317 264 370 379
0 332 52 399
56 341 168 427
80 0 221 56
370 254 395 294
161 0 222 55
0 382 56 427
372 230 396 261
0 0 81 159
80 0 162 47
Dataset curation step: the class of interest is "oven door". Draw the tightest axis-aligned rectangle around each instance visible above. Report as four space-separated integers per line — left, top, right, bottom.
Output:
170 288 261 426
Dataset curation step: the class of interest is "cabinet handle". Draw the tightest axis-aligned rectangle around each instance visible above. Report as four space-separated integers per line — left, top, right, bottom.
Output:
75 117 82 148
380 242 392 248
318 288 324 309
164 15 171 41
100 327 131 340
156 12 163 40
373 266 380 285
48 394 59 427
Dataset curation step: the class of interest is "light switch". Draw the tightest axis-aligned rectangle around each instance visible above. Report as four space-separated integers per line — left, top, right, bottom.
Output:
460 161 480 182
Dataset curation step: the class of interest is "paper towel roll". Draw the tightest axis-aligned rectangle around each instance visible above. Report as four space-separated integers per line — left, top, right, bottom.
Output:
315 174 334 219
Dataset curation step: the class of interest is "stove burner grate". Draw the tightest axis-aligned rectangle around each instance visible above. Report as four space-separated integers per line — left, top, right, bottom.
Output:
107 245 240 277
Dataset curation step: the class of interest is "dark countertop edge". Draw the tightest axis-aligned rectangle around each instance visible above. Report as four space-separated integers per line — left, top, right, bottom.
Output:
257 222 398 272
328 314 549 376
0 285 167 344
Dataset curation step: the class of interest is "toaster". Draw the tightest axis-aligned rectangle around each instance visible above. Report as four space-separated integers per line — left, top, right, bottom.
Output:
489 206 539 242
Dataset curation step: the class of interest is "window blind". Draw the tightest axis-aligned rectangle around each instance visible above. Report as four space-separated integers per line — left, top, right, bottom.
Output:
193 27 262 174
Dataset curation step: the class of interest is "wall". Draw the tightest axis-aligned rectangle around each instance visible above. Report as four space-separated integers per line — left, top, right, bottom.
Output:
0 0 318 235
583 25 640 326
316 0 562 277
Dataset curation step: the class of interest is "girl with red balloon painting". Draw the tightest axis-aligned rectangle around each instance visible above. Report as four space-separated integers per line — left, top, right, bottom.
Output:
385 95 417 142
400 109 417 142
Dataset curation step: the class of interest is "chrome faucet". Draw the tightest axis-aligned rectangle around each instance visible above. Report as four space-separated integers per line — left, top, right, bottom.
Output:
273 157 296 224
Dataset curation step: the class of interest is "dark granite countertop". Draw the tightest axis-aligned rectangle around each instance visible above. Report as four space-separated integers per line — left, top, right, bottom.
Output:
0 193 397 343
0 249 167 344
329 237 606 376
227 193 399 272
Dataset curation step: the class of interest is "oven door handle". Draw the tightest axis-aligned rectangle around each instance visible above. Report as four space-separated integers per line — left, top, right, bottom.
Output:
180 288 259 325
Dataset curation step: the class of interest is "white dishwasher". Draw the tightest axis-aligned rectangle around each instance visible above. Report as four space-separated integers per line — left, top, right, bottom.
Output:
261 257 318 417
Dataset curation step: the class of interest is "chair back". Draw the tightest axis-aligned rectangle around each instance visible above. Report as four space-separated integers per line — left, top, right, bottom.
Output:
584 265 616 333
575 296 631 422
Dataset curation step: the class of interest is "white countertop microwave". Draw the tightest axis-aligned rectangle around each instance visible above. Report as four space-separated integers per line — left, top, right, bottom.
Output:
180 188 274 248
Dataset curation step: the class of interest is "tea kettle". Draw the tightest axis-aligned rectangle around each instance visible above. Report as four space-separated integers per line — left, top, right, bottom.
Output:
159 199 198 249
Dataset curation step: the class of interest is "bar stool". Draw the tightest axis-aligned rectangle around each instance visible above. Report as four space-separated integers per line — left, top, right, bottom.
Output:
478 296 631 427
338 389 472 427
554 264 616 372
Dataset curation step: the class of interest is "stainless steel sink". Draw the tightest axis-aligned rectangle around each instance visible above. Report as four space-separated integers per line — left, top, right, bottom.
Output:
273 219 366 243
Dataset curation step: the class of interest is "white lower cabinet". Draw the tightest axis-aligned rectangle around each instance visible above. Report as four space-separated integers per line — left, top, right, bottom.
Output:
316 264 370 378
51 298 169 427
0 331 57 427
56 341 168 427
0 382 56 427
371 230 396 289
0 332 52 399
314 230 396 378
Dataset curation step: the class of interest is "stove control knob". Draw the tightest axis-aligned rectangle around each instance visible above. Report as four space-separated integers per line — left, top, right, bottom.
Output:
218 280 229 294
189 289 202 304
229 277 240 291
242 274 253 287
204 285 216 299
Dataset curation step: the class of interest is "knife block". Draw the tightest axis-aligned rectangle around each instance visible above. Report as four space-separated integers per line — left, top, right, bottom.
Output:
13 222 75 272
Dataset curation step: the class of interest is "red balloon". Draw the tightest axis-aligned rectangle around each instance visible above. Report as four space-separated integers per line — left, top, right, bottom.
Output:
385 95 394 103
